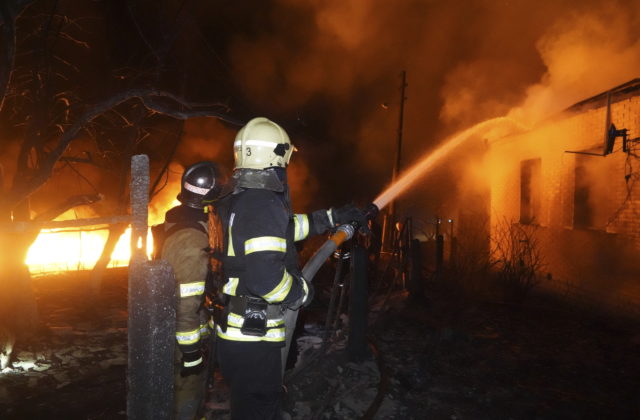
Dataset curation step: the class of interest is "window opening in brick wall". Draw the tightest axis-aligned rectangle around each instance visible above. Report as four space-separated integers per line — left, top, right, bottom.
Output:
574 161 591 228
520 158 541 225
573 154 615 230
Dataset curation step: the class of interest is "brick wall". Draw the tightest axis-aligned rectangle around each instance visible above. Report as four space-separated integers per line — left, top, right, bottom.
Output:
488 92 640 309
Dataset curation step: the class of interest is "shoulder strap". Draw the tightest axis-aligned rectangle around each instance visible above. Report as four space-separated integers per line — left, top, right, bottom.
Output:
165 220 207 238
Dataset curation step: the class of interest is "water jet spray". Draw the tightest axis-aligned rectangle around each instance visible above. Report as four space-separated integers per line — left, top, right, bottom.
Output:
284 116 525 376
373 116 527 211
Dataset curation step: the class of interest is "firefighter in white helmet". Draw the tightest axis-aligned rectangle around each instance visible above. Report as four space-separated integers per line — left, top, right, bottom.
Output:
215 117 366 419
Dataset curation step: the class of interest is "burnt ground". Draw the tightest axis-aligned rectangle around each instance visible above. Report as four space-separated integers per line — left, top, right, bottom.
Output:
1 268 639 419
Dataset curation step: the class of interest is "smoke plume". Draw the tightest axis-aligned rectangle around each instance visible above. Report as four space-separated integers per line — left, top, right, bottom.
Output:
213 0 640 210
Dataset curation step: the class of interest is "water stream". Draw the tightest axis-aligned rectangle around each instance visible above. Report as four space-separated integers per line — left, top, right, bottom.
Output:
373 116 526 210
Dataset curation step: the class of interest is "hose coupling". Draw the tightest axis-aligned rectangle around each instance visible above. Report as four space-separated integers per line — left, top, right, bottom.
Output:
337 223 356 240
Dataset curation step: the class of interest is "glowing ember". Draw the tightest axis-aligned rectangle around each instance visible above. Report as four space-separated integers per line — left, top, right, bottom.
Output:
373 117 527 210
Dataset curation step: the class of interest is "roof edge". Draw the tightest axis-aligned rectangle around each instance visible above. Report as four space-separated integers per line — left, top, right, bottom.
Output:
566 78 640 113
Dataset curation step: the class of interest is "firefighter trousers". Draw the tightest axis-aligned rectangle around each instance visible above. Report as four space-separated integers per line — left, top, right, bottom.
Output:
174 344 208 420
217 338 284 420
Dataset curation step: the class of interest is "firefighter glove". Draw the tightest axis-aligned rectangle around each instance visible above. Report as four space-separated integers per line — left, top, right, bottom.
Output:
289 275 314 310
332 204 369 233
180 349 205 377
300 277 314 308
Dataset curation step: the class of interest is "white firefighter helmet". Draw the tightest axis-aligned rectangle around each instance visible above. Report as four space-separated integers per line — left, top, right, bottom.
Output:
234 117 294 169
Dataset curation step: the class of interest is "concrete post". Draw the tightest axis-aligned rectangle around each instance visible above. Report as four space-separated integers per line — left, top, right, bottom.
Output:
130 154 149 263
128 261 176 420
127 154 176 419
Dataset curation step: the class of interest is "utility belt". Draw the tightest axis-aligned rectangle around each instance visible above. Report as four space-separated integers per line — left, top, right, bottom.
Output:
218 294 284 337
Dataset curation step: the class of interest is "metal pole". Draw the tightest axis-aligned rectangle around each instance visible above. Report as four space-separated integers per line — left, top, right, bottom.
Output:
448 219 455 263
408 238 423 299
387 70 407 250
323 249 347 348
392 70 407 184
434 217 443 280
380 213 388 253
333 272 349 331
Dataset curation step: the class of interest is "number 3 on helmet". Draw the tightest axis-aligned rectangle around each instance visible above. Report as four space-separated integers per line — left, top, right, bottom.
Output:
234 117 295 170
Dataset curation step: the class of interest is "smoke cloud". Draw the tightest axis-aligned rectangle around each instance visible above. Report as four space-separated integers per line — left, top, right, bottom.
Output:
212 0 640 212
508 5 640 126
437 1 640 224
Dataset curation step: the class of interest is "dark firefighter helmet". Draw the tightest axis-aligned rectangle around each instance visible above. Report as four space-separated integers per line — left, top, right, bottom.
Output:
177 161 223 209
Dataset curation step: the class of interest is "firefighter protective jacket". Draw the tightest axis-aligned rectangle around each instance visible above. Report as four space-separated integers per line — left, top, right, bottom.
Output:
216 186 333 344
161 205 212 354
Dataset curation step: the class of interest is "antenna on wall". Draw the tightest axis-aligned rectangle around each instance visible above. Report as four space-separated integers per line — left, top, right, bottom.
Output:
605 123 628 154
603 90 629 155
566 89 631 156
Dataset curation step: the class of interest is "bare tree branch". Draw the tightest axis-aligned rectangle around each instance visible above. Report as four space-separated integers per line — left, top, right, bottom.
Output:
126 1 162 66
33 193 102 221
2 88 238 213
58 31 89 49
0 6 17 113
90 124 139 295
59 151 95 165
150 121 183 199
0 0 36 112
140 96 235 120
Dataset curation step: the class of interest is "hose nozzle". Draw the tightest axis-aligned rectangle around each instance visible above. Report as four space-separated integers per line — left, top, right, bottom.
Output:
345 203 379 235
364 203 379 220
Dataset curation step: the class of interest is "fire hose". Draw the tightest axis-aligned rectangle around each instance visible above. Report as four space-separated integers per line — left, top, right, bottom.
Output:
282 204 379 376
299 203 379 281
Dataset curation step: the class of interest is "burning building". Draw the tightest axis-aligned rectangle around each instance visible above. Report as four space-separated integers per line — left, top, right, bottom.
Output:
487 78 640 313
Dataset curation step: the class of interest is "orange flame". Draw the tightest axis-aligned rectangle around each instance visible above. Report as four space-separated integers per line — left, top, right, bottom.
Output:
25 198 179 276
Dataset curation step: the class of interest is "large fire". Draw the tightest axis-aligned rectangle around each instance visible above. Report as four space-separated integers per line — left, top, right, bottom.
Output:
25 199 179 275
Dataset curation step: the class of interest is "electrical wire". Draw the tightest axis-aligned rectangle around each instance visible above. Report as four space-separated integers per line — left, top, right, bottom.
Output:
606 137 639 227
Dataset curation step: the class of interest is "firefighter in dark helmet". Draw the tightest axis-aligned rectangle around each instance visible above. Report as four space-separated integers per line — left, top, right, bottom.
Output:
216 117 366 419
156 161 225 420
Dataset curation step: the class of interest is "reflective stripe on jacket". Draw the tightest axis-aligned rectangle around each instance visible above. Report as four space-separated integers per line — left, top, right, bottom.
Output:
216 187 335 343
217 189 306 343
161 206 212 352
